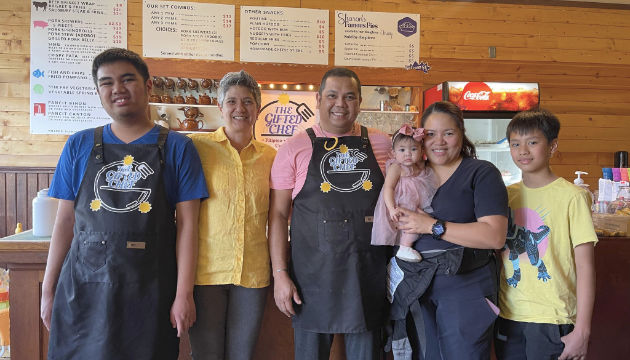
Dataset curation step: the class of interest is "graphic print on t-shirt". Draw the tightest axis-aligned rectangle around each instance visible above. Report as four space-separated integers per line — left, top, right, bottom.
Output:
90 155 154 213
502 207 552 288
319 144 373 193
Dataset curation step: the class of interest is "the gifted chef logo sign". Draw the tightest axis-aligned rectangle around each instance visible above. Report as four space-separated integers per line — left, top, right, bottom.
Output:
254 90 318 149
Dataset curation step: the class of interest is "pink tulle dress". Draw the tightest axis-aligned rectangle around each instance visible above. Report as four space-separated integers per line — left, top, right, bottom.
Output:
371 159 437 246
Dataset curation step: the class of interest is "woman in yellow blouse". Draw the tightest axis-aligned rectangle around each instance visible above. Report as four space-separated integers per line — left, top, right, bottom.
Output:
187 70 276 360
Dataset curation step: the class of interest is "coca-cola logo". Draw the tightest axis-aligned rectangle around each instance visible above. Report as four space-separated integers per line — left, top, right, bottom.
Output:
463 90 490 101
459 82 492 110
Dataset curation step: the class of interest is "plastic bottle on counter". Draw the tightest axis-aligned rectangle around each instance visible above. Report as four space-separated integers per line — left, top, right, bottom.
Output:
574 171 595 211
32 188 59 237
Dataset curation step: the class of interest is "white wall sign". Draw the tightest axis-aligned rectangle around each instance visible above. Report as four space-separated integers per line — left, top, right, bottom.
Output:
30 0 127 134
254 91 318 150
240 6 328 65
143 0 234 60
334 11 419 68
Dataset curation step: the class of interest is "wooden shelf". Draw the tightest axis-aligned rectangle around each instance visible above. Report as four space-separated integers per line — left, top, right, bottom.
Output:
360 110 419 114
149 102 219 108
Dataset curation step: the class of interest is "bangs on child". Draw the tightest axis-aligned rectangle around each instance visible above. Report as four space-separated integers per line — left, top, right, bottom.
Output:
506 109 560 142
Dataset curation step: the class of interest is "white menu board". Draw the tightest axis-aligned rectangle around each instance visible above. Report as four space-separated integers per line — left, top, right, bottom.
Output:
334 11 419 68
240 6 328 65
30 0 127 135
143 0 234 60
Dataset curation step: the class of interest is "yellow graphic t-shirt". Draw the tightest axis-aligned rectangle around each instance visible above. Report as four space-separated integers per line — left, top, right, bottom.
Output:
499 178 597 324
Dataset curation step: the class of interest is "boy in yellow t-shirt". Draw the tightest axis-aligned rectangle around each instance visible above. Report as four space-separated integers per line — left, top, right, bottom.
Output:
495 109 597 360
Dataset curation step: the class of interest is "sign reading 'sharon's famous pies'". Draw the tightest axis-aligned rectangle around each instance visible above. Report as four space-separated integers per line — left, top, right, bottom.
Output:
334 10 420 68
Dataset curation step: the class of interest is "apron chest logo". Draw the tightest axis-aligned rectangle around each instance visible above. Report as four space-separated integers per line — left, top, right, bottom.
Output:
319 146 372 193
90 155 155 213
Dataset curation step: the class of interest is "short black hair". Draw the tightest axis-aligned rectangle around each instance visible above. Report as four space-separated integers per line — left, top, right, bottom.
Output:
92 48 150 85
506 109 560 142
318 68 361 97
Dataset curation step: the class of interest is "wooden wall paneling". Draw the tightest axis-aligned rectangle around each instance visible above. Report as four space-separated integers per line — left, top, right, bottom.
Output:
0 172 5 237
0 167 54 238
16 172 27 233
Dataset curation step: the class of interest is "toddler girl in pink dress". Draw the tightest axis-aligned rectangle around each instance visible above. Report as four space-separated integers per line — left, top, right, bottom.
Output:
371 124 437 262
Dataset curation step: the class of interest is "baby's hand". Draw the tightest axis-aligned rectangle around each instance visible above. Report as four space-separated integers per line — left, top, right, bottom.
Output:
388 207 400 223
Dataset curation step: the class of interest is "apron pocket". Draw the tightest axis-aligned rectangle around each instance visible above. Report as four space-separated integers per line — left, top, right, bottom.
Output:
79 238 107 272
317 214 355 253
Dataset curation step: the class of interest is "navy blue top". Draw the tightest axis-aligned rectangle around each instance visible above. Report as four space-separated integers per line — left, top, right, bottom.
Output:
414 157 508 251
49 124 208 210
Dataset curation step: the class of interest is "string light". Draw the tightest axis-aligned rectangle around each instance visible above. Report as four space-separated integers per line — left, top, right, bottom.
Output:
269 83 275 89
295 84 301 90
308 84 314 90
282 84 288 90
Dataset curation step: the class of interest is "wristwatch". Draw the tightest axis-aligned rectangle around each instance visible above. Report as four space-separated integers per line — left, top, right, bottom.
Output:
431 219 446 239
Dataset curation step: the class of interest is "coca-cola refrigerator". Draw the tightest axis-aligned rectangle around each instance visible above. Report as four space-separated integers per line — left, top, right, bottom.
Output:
423 81 540 185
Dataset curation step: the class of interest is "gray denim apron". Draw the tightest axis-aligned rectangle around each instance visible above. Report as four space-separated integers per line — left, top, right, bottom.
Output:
290 126 387 333
48 126 179 359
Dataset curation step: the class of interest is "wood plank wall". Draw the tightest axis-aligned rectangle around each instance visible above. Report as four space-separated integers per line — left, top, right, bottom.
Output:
1 0 629 189
0 167 54 238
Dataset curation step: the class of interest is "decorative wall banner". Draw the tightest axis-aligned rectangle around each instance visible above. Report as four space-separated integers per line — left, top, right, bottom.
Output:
334 10 419 68
240 6 328 65
143 0 234 60
254 90 318 149
30 0 127 134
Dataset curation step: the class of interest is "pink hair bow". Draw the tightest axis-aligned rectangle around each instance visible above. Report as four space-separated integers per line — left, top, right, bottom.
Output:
398 123 425 142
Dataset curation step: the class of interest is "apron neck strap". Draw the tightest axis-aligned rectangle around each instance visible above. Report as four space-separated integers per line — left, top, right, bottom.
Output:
360 125 369 149
92 126 105 164
306 127 316 144
157 126 168 166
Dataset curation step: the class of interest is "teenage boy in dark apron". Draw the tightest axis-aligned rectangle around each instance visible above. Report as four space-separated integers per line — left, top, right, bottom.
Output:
269 68 391 360
41 48 208 359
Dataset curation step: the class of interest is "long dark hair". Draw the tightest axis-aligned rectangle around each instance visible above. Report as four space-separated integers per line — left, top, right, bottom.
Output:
420 101 476 158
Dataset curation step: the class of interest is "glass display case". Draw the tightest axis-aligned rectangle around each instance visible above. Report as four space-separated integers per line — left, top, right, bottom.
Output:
464 118 521 185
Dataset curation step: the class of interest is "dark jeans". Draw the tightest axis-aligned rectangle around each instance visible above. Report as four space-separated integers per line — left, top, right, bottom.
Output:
188 284 267 360
409 263 499 360
293 328 383 360
494 317 574 360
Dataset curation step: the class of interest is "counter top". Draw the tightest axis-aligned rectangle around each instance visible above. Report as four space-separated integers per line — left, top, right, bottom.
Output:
0 230 50 264
0 230 50 251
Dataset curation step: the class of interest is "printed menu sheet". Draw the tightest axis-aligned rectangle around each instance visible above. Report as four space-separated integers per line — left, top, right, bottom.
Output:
143 0 234 60
334 11 419 68
240 6 328 65
30 0 127 134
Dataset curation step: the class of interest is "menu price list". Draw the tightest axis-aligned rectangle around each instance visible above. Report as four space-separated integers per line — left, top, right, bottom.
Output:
335 11 419 68
143 0 235 60
30 0 127 134
240 6 328 65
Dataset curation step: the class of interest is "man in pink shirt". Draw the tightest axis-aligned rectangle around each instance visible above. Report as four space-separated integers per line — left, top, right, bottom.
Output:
269 68 391 360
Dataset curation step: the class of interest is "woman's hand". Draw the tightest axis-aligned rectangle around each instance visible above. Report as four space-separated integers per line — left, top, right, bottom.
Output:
397 207 434 235
273 271 302 318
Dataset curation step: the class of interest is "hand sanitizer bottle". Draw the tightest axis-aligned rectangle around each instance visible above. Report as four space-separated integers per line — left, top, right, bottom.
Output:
574 171 595 211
